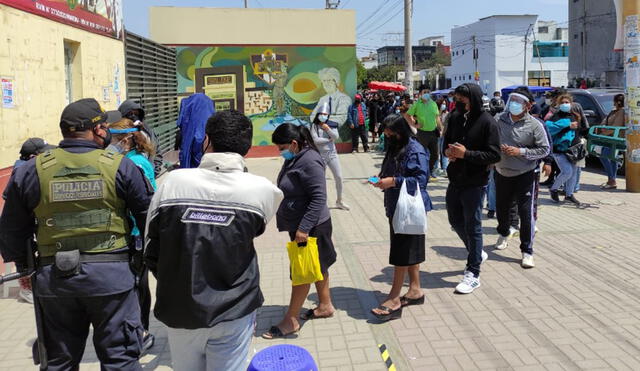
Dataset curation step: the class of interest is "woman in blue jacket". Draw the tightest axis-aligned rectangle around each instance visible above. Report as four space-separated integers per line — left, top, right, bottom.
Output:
370 114 432 321
545 94 581 205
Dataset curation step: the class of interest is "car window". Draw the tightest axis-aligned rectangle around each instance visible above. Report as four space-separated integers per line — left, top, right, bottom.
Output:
595 95 615 114
571 94 602 125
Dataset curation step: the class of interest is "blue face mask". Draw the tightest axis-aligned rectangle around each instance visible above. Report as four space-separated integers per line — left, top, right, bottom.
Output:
422 94 431 101
280 149 295 160
318 114 329 123
508 101 525 116
559 103 572 113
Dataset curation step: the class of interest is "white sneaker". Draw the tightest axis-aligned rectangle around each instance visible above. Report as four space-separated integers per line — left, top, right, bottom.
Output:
455 271 481 294
18 289 33 304
509 227 519 238
495 235 509 250
481 250 488 263
522 253 535 268
534 225 539 234
336 200 350 210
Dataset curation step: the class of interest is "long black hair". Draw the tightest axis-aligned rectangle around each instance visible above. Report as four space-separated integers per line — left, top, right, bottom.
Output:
380 114 413 175
272 122 319 152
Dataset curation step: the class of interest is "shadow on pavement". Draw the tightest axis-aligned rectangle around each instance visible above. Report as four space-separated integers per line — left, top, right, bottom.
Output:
307 286 370 321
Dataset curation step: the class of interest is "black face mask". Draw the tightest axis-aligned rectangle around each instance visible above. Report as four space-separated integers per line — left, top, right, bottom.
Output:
355 99 361 104
455 101 468 113
95 125 112 149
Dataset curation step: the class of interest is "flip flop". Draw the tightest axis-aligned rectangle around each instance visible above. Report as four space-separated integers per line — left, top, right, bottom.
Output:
261 326 298 340
300 308 334 321
600 183 617 190
400 295 425 307
371 305 402 321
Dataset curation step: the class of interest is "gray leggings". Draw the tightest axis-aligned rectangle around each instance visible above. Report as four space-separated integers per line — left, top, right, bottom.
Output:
325 155 344 201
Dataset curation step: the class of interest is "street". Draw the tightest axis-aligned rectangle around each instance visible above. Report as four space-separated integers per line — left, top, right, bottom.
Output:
1 151 639 370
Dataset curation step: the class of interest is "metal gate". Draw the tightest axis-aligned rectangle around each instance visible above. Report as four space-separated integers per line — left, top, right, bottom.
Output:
124 31 178 157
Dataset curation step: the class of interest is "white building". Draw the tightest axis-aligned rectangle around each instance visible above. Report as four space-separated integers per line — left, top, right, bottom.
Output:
419 35 446 47
448 15 568 95
360 52 378 69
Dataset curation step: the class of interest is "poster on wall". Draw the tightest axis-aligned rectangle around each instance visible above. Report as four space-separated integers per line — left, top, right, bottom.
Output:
2 77 15 109
0 0 123 39
176 45 357 146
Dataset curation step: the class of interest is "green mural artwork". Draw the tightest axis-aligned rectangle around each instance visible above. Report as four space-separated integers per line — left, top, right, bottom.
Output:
176 46 357 146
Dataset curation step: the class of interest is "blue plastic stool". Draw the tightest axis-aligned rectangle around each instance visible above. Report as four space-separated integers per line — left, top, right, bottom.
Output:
248 344 318 371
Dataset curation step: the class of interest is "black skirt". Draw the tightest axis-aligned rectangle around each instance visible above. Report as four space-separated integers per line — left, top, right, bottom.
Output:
388 218 425 266
288 218 337 274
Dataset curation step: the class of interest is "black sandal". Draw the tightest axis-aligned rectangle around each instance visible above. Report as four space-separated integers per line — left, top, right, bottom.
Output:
300 308 334 321
400 295 425 307
371 305 402 321
261 326 298 339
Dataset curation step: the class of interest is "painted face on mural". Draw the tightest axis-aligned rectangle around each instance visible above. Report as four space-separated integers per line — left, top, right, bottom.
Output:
321 78 338 94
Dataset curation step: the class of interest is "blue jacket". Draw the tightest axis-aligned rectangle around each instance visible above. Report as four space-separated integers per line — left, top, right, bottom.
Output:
545 118 575 153
347 102 368 126
380 138 433 218
177 93 215 168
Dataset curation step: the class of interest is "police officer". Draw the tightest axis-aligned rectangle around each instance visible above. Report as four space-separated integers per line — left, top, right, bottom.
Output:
0 98 153 370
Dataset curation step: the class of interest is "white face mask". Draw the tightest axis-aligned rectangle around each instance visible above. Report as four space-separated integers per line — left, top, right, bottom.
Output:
318 114 329 123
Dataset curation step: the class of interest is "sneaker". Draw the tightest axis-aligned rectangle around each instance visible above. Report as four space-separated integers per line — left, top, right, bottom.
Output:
534 225 539 234
495 235 509 250
550 190 560 203
481 250 488 263
142 333 155 353
521 253 535 268
336 200 350 210
487 210 495 219
565 195 581 206
18 289 33 304
455 271 481 294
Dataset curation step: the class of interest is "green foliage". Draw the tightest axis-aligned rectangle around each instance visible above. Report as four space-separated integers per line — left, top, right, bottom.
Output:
356 60 368 90
363 65 404 87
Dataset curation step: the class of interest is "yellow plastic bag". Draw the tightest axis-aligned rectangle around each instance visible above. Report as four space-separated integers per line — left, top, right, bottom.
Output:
286 237 324 286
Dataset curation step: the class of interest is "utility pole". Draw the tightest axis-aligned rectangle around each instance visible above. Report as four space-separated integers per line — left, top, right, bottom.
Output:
523 24 533 85
472 35 479 85
404 0 413 93
531 27 545 86
326 0 340 9
244 0 248 8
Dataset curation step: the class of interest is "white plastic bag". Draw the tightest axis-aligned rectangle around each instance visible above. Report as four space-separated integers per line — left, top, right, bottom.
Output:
392 180 427 235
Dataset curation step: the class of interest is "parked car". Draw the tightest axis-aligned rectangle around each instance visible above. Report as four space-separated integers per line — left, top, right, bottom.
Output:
568 88 626 174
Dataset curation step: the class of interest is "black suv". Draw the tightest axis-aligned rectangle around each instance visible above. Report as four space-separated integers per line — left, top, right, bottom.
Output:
567 88 623 125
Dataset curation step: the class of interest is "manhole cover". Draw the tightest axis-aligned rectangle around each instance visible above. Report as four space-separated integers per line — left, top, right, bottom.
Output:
597 199 625 206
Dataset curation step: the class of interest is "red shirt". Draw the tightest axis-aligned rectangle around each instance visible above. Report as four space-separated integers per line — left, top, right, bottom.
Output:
357 104 365 125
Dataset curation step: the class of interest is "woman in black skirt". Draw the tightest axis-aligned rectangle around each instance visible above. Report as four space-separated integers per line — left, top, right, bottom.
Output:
370 114 432 321
262 123 337 339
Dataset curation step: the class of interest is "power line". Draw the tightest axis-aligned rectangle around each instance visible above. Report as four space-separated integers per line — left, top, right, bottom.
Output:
358 2 404 39
356 0 391 31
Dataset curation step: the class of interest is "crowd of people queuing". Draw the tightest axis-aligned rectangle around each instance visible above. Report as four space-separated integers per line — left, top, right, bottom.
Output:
0 80 624 370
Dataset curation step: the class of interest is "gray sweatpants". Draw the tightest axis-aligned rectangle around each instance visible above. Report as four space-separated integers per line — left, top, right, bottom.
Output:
325 155 344 202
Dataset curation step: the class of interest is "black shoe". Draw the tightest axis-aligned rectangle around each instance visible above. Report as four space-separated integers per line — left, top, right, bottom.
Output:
540 179 554 187
364 148 370 153
565 195 581 206
371 305 402 322
487 210 495 219
550 190 560 203
558 189 566 196
142 333 155 353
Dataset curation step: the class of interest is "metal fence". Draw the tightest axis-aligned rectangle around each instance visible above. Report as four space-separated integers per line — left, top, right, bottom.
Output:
124 31 178 156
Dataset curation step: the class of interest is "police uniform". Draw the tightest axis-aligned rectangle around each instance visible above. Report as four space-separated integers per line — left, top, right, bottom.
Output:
0 99 153 371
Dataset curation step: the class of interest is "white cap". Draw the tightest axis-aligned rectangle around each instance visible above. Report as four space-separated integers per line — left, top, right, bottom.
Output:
318 102 330 114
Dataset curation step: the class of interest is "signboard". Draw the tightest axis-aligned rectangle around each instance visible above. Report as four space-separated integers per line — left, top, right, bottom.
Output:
2 77 14 108
0 0 123 39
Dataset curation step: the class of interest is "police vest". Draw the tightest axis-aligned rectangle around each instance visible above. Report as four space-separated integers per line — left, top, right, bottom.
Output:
34 148 131 258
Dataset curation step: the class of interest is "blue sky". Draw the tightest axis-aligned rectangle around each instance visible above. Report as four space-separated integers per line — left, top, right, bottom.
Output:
123 0 568 56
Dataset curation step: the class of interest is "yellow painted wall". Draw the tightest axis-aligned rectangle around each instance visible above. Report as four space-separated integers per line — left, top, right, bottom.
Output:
150 7 356 45
0 4 126 169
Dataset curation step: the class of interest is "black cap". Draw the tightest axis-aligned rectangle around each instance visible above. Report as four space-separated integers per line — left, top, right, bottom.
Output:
105 110 123 123
60 98 108 132
20 138 56 158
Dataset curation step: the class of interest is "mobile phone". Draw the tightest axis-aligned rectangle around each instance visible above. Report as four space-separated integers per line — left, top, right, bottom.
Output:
368 176 380 184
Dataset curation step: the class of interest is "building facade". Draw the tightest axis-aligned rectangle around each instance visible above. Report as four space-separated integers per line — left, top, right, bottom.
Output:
361 53 378 69
0 1 126 169
419 36 445 47
568 0 622 87
376 46 437 67
448 15 568 95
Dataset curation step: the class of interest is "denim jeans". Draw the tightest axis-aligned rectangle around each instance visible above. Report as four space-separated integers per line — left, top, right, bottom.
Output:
485 168 496 211
446 184 485 277
168 311 256 371
599 147 618 180
551 153 579 197
437 136 449 170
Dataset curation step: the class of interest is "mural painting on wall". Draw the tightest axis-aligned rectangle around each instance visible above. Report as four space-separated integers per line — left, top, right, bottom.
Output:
176 46 357 145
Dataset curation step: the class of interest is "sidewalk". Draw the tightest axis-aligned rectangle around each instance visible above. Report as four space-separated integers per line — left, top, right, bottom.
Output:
1 150 640 370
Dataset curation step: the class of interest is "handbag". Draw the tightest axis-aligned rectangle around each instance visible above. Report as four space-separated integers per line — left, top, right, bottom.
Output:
392 180 427 235
286 237 324 286
565 141 587 163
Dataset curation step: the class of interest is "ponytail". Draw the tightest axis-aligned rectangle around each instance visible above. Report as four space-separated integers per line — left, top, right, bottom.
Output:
272 122 319 152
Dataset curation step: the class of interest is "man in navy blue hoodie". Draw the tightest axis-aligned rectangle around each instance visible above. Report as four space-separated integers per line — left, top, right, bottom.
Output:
444 83 501 294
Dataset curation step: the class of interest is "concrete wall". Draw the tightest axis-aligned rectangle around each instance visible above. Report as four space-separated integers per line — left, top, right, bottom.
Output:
0 4 126 169
150 7 356 45
568 0 622 86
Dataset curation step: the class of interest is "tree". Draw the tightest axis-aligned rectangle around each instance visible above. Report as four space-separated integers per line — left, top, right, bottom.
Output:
365 65 403 86
356 60 368 90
